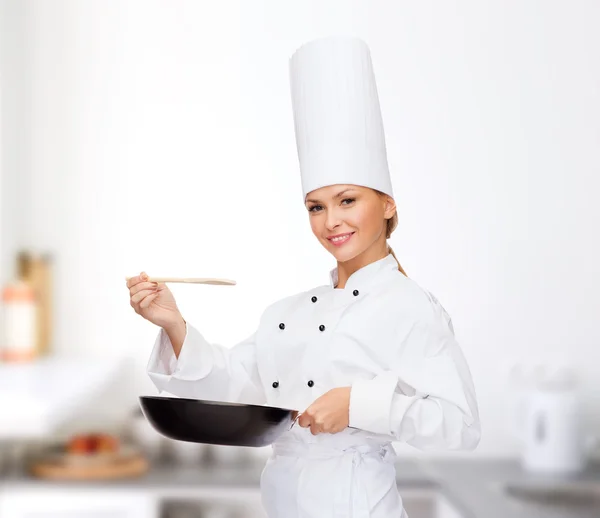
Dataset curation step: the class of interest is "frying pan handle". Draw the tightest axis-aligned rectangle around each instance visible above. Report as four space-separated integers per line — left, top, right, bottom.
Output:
289 412 358 431
289 411 301 430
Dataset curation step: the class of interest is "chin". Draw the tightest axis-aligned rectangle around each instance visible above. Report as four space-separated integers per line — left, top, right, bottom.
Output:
326 243 361 263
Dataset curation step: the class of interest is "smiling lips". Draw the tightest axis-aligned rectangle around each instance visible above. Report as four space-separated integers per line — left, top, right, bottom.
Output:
326 232 355 247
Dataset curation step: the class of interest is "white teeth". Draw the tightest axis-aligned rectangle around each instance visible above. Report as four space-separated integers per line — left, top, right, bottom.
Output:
331 234 351 242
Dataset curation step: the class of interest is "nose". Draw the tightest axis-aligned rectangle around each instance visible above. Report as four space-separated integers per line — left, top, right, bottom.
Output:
325 206 342 231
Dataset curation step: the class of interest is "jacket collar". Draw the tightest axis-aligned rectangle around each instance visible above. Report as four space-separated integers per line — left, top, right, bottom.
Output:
328 253 399 291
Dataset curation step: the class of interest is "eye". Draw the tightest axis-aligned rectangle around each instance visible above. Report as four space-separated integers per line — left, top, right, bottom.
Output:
341 198 355 205
308 205 323 213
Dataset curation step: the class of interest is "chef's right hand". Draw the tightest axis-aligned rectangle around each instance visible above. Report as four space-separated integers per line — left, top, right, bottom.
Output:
127 272 184 330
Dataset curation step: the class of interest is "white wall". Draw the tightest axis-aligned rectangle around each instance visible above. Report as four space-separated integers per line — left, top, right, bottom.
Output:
0 0 28 285
1 0 599 457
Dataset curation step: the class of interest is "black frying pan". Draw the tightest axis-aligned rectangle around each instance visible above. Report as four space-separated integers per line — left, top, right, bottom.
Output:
139 395 298 447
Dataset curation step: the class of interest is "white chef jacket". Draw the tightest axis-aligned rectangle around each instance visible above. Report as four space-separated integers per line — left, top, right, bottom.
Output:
147 253 480 517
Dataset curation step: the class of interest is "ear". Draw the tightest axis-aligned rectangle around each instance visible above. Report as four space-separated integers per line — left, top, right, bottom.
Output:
383 195 397 220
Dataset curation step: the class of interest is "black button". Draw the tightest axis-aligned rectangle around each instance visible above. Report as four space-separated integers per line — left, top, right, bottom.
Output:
307 380 314 387
319 324 325 332
279 323 285 330
311 296 317 303
353 289 359 296
272 381 279 388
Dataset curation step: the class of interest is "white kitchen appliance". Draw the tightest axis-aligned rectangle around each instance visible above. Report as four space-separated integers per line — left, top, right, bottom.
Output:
511 365 596 474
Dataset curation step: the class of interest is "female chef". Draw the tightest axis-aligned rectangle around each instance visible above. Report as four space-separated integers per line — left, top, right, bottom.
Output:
127 37 480 518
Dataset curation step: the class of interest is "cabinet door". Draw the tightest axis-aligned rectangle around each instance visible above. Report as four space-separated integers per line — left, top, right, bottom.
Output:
0 490 157 518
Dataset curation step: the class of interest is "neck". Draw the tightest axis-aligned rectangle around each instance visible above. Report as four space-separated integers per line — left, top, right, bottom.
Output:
335 240 389 289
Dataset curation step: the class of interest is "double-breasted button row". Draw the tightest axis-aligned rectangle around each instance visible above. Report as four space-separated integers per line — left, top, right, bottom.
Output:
271 380 315 388
310 291 359 302
277 289 360 331
271 289 361 393
278 323 326 331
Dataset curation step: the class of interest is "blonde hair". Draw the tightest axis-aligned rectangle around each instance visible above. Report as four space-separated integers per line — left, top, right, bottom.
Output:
378 191 407 277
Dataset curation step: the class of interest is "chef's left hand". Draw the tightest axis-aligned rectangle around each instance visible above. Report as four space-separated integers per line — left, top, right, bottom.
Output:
298 387 351 435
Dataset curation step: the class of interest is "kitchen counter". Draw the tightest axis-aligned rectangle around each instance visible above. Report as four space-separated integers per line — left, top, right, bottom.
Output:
2 458 600 518
414 459 600 518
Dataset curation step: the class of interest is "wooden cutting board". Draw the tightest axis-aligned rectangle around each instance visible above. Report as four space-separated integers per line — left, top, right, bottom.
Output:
29 453 149 481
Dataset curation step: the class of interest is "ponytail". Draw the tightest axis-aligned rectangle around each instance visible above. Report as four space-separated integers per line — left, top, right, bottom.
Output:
385 211 407 277
378 189 407 277
388 245 407 277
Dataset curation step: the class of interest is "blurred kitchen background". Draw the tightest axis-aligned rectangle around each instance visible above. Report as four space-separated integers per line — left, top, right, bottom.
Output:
1 1 599 517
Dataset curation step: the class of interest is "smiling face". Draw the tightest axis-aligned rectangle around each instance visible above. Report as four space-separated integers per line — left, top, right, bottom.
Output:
305 184 397 263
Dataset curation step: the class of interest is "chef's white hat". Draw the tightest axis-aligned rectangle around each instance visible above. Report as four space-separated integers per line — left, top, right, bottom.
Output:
289 36 394 200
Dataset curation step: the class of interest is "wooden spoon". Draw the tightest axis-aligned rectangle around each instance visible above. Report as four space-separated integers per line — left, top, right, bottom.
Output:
126 276 236 286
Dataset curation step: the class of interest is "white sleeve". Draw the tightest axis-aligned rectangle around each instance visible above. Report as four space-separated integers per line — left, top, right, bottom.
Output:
146 322 265 405
348 313 480 451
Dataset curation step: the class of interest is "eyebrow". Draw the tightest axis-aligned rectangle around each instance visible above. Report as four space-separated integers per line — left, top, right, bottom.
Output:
306 189 357 204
